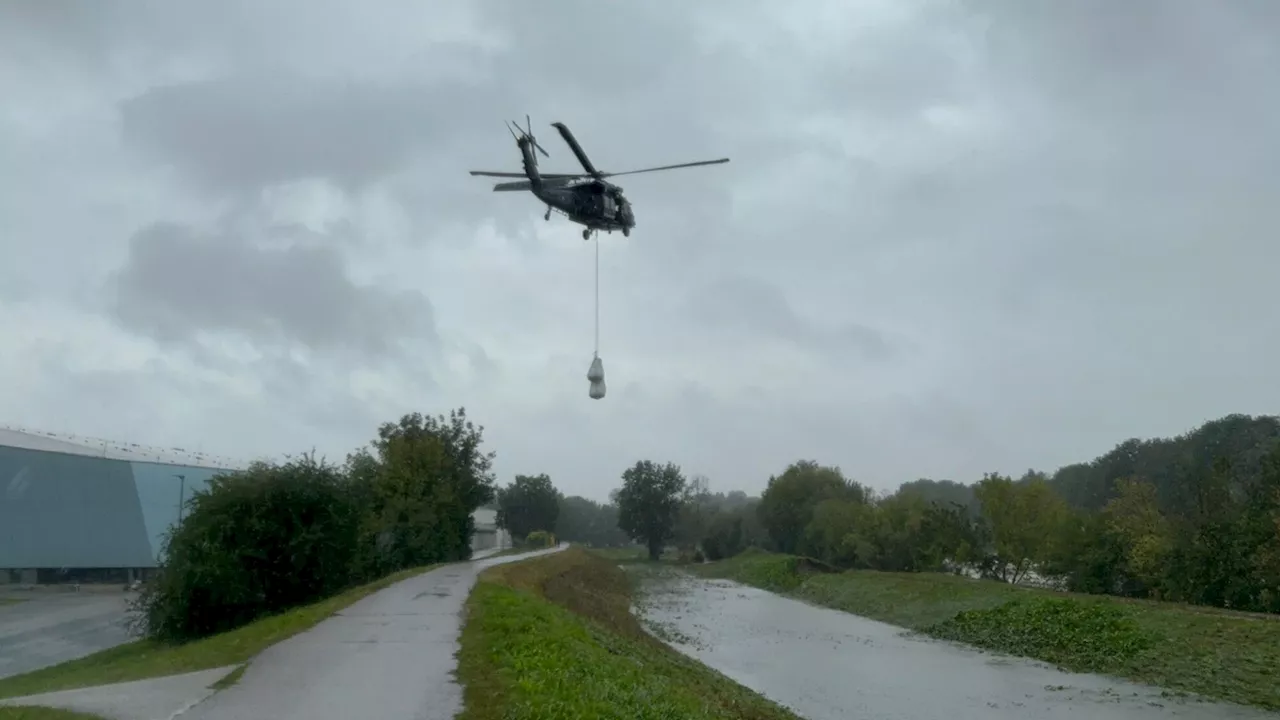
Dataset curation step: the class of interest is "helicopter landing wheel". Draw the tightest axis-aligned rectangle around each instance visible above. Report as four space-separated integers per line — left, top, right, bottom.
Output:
583 228 592 241
623 227 630 238
544 207 551 221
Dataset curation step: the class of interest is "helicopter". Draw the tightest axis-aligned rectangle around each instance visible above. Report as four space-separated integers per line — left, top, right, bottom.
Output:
469 116 730 240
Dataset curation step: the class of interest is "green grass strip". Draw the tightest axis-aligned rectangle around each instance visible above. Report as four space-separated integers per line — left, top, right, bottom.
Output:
457 548 800 720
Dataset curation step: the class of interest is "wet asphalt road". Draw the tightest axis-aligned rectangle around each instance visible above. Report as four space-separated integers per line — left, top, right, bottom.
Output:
636 574 1277 720
183 546 564 720
0 591 133 680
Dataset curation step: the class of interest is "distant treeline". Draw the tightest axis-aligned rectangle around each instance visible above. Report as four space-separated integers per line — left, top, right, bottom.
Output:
549 414 1280 615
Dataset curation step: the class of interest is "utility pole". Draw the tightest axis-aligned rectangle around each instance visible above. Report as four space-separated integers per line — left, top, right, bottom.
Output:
174 474 187 524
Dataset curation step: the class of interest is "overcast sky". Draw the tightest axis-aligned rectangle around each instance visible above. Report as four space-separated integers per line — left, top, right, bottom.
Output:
2 1 1278 501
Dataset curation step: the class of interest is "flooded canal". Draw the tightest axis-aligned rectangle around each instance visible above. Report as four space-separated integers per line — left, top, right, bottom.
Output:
633 572 1275 720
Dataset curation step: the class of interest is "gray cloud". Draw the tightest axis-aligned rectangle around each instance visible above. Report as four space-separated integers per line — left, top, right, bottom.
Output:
685 275 896 362
5 0 1280 501
109 221 437 361
121 76 472 195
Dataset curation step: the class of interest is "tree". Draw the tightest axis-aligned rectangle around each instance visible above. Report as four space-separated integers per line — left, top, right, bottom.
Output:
1102 477 1170 594
672 474 717 555
1046 509 1127 595
1253 487 1280 609
557 496 632 547
701 498 770 559
702 513 745 561
615 460 687 560
346 408 497 573
916 501 985 570
758 460 867 554
496 473 561 543
974 473 1068 583
895 478 982 516
802 497 875 568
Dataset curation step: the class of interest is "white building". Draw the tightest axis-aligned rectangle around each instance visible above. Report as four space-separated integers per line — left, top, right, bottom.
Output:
470 507 511 552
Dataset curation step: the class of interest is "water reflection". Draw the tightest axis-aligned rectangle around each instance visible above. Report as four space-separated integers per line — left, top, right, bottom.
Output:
633 573 1275 720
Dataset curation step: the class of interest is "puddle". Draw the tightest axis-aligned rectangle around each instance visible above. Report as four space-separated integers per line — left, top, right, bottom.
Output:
633 572 1275 720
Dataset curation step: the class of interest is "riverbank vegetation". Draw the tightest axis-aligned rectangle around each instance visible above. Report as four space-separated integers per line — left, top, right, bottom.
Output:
655 414 1280 618
697 550 1280 710
455 547 801 720
550 414 1280 709
463 414 1280 710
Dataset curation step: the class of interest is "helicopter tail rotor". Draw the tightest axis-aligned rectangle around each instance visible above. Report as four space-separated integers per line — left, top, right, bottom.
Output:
507 114 549 158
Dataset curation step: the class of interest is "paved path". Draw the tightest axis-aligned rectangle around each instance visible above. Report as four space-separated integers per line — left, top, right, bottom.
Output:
0 591 133 680
0 547 556 720
183 546 563 720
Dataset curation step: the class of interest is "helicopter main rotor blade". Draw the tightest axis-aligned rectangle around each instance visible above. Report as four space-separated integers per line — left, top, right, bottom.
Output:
600 158 731 178
492 177 577 192
492 180 535 192
550 122 601 177
470 170 584 178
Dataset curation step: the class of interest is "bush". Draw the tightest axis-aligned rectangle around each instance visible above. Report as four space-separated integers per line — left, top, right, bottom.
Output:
701 514 746 561
130 408 499 643
131 455 361 642
525 530 553 548
924 596 1155 672
696 549 838 592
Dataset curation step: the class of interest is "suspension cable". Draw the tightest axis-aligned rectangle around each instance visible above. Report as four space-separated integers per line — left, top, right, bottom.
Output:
594 235 600 357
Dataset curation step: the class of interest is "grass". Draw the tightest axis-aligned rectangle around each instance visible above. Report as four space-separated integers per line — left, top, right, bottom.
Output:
0 708 107 720
455 546 802 720
0 599 24 607
696 549 1280 710
584 546 651 563
0 564 439 700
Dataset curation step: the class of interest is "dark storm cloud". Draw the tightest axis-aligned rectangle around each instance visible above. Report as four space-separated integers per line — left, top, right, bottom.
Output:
109 222 437 359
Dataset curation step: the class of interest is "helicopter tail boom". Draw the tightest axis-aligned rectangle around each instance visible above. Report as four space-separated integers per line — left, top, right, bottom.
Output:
517 136 543 191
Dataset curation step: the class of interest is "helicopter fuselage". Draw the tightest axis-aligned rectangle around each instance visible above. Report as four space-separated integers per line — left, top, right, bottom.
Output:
511 134 634 239
533 178 635 235
471 119 727 241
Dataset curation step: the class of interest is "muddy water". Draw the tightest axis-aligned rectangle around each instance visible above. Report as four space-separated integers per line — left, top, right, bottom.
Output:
634 573 1275 720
